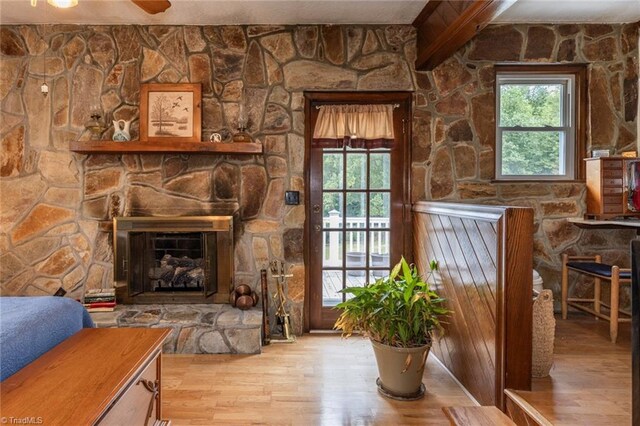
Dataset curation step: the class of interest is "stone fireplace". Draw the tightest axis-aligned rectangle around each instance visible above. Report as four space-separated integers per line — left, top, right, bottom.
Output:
113 216 233 304
98 215 262 355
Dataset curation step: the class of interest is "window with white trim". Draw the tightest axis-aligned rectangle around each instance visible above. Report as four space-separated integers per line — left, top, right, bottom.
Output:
496 73 576 180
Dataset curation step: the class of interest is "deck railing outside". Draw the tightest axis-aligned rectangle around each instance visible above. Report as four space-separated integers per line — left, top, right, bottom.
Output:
322 210 389 267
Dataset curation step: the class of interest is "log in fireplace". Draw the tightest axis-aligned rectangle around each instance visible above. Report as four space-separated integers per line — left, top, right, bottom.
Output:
113 216 233 304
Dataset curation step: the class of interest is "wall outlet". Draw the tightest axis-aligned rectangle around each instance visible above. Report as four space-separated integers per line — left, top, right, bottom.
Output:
285 191 300 205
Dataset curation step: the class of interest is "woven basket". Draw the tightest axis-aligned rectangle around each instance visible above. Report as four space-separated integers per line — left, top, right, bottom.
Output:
532 289 555 378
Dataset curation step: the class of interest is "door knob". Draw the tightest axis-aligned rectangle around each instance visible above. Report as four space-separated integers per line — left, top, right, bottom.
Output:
314 225 321 232
313 204 321 214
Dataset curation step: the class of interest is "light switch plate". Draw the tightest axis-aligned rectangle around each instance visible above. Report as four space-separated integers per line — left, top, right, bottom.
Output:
285 191 300 205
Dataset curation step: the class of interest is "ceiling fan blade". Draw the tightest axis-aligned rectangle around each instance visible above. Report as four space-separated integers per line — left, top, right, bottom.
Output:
131 0 171 14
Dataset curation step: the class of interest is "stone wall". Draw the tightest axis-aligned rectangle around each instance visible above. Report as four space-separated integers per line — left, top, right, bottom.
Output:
1 22 638 327
411 23 639 304
0 24 417 334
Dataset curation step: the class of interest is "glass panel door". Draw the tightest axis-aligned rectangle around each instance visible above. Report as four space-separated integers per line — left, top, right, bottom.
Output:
308 97 409 330
321 147 391 307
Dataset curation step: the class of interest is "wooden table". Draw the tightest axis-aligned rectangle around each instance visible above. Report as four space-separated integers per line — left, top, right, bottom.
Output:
1 328 171 425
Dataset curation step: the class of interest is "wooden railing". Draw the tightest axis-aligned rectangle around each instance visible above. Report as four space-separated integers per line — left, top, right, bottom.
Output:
413 201 533 410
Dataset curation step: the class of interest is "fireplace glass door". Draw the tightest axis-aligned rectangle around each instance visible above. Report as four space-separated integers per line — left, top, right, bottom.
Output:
114 216 233 304
128 231 217 298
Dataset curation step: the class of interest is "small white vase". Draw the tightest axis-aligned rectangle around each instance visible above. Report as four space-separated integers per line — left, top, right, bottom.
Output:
112 119 131 142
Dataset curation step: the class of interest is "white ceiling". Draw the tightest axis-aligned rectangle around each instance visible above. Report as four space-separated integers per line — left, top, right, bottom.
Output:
494 0 640 24
0 0 427 25
0 0 638 26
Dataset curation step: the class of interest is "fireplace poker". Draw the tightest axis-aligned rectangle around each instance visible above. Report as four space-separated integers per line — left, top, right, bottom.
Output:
260 269 270 345
274 280 287 317
269 260 295 343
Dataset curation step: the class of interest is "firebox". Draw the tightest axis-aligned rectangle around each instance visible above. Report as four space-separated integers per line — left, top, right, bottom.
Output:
113 216 233 304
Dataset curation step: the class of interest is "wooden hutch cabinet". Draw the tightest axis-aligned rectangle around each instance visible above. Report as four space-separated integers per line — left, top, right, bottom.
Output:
585 157 640 219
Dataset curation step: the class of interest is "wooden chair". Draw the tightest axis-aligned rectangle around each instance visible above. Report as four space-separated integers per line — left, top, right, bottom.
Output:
561 254 631 343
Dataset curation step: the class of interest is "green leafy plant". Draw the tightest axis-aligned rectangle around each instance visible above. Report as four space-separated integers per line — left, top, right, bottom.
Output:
334 257 449 348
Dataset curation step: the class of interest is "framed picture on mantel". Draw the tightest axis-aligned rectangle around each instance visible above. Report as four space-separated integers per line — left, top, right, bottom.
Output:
140 83 202 143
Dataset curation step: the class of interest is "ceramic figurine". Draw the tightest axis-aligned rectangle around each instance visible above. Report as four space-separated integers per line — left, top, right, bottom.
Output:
112 119 131 142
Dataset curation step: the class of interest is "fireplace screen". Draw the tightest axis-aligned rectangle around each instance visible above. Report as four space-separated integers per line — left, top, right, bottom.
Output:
129 231 215 295
114 216 233 304
150 233 208 291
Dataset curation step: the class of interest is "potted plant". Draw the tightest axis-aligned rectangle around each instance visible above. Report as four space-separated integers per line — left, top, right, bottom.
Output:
334 257 449 400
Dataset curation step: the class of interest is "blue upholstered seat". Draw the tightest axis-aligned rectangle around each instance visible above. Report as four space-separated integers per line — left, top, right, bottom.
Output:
566 261 631 279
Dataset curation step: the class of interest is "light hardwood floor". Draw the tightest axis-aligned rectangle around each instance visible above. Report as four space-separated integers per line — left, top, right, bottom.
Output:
162 335 473 425
515 314 632 425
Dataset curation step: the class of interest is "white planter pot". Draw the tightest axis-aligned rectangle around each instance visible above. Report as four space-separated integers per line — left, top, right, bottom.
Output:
370 339 430 399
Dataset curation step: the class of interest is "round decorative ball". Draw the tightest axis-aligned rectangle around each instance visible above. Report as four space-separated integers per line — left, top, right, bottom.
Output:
235 284 252 296
235 295 254 310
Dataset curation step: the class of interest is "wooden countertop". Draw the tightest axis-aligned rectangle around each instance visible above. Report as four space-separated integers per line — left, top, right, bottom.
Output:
0 328 170 425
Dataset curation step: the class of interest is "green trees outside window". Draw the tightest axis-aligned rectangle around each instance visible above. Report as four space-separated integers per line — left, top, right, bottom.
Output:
322 151 390 218
500 84 564 175
497 74 575 180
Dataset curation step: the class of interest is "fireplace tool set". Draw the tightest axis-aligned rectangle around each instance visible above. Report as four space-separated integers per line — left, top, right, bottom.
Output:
268 260 296 343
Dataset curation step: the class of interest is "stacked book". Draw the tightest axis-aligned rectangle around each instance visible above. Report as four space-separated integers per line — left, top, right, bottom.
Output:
83 288 116 312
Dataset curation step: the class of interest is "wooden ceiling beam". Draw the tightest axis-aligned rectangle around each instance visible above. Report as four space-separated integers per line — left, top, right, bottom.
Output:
413 0 517 71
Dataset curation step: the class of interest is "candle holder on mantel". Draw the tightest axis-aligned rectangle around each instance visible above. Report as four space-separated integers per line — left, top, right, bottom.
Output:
84 109 107 140
232 102 252 143
232 128 252 143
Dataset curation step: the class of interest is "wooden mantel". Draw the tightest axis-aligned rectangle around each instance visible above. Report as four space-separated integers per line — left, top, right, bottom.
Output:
69 139 263 155
413 0 517 71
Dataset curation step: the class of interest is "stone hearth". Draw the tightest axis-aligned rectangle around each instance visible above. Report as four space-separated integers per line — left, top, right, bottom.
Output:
90 304 262 354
